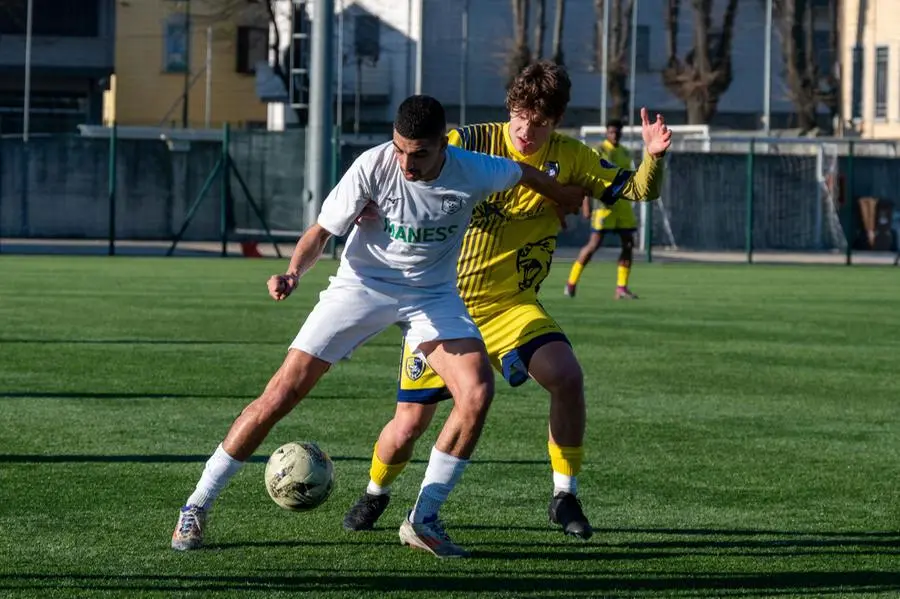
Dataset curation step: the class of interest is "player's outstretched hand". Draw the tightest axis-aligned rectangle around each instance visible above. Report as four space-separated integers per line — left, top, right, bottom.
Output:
268 273 298 301
641 107 672 158
355 200 380 224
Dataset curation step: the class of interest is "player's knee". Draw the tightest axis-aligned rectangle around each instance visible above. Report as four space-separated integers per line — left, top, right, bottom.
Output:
621 236 635 251
547 361 584 398
455 377 494 419
392 409 431 447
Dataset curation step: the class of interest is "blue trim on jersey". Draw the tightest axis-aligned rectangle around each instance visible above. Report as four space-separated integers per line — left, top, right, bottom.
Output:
500 332 571 387
397 386 452 404
599 170 633 206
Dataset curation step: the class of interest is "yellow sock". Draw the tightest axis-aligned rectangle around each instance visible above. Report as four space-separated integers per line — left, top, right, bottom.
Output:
617 264 630 288
567 262 585 286
369 443 408 490
547 442 583 477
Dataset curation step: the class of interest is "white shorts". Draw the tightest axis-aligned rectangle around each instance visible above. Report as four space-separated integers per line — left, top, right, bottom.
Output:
289 277 481 364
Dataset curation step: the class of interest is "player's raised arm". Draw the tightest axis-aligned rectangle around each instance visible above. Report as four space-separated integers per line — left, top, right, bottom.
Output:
581 107 672 205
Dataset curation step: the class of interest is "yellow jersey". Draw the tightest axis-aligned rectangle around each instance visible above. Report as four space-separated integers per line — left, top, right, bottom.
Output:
449 122 661 317
599 139 634 170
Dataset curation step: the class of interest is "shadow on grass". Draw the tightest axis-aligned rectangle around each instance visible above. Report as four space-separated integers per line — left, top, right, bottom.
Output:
0 391 370 401
0 453 547 466
0 571 897 596
0 338 284 346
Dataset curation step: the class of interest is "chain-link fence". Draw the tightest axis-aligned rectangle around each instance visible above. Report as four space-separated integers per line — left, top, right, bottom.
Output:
2 128 898 263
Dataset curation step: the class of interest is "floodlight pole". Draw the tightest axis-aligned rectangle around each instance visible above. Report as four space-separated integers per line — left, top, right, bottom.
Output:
763 0 773 134
305 0 335 228
600 0 610 126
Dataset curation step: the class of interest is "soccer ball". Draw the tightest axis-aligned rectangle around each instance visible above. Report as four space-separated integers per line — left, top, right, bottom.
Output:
264 441 335 511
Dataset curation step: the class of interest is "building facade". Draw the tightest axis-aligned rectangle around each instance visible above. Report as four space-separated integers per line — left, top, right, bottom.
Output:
842 0 900 139
269 0 834 133
0 0 115 134
108 0 268 128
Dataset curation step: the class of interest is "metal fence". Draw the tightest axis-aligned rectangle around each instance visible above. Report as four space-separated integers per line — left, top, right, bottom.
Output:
2 128 898 264
582 132 900 264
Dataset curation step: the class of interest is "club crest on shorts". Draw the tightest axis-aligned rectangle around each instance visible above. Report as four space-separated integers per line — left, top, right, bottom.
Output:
405 356 426 381
544 161 560 178
441 195 462 215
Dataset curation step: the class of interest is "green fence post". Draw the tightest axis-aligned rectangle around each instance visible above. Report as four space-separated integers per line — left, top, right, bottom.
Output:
845 141 855 266
220 123 230 258
108 122 117 256
746 138 755 264
644 201 653 263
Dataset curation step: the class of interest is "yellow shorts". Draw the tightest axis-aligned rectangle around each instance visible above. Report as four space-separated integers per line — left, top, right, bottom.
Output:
591 201 637 233
396 302 569 403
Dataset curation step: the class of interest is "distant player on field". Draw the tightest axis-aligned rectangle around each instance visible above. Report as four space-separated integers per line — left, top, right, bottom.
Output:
170 95 584 558
566 119 641 299
342 62 671 540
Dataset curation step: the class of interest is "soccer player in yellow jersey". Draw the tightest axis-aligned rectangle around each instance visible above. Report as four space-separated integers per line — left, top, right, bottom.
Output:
566 119 641 299
342 61 671 544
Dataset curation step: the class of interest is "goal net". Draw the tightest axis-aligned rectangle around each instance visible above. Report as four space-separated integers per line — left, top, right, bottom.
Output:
577 125 900 252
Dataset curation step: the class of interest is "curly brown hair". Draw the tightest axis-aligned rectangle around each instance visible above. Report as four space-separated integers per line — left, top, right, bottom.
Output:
505 61 571 124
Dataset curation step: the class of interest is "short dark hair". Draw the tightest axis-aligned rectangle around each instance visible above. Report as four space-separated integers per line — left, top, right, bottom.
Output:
506 60 571 123
394 95 446 140
606 119 623 129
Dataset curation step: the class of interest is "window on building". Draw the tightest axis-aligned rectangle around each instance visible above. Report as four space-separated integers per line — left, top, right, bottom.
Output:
812 30 832 78
875 46 888 120
851 46 863 120
236 26 268 74
162 13 188 74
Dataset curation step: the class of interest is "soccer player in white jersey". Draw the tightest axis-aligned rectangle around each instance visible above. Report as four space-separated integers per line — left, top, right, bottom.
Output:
170 95 584 558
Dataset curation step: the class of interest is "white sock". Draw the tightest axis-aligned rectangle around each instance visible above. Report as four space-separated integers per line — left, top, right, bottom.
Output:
186 444 245 510
410 446 468 523
366 480 389 496
553 471 577 496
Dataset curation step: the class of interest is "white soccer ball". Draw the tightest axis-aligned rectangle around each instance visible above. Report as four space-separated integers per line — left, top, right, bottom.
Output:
264 441 335 511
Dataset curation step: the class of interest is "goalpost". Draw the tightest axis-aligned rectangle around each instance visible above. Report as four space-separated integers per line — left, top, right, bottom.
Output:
578 124 708 251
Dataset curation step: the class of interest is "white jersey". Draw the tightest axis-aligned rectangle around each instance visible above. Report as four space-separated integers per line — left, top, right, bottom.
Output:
317 141 523 289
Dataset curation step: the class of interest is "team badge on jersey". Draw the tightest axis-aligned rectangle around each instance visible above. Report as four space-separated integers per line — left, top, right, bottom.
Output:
405 356 426 381
543 161 560 178
441 195 462 215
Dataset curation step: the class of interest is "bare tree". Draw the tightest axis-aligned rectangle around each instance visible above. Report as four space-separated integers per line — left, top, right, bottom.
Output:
509 0 532 85
662 0 740 124
774 0 839 133
595 0 635 121
551 0 566 64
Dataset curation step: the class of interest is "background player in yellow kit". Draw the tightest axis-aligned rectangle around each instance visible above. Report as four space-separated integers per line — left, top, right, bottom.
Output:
342 62 671 541
566 119 641 300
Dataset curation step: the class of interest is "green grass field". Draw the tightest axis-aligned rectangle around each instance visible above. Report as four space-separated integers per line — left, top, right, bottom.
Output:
1 255 898 598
